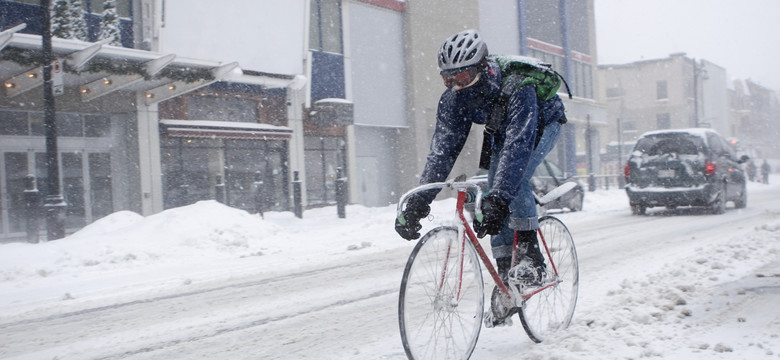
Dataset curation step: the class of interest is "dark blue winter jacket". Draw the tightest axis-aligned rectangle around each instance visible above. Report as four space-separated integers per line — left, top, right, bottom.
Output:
418 58 566 204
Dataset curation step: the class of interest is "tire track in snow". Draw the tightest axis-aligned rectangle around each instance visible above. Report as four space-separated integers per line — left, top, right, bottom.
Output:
94 288 398 360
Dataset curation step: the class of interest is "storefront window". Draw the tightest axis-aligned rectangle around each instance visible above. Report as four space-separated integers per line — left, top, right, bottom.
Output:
304 136 346 206
62 152 85 228
89 153 113 220
188 95 258 123
30 112 45 136
161 138 217 209
57 113 84 137
161 137 289 212
0 108 117 239
0 111 28 136
85 114 112 137
310 0 343 53
3 152 28 233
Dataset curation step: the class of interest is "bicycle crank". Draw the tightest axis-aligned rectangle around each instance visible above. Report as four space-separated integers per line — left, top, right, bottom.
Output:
485 286 517 328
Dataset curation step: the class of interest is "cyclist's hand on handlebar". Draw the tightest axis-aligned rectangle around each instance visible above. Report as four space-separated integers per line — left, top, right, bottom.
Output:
474 193 510 238
395 195 430 240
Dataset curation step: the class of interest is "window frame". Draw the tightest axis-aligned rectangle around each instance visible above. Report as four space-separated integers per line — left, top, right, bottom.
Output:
309 0 343 54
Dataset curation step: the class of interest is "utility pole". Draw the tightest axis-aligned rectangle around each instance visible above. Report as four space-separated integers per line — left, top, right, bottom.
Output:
693 58 699 127
617 117 625 188
41 0 67 240
692 58 707 128
586 114 595 191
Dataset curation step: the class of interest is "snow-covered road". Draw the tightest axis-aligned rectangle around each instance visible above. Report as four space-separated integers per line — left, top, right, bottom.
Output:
1 178 779 359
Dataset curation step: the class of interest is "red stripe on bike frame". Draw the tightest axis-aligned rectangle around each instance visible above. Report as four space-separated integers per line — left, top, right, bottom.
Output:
457 192 512 298
538 228 559 277
522 281 558 300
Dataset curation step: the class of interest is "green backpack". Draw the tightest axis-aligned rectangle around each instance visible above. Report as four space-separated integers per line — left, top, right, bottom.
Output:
479 55 572 170
490 54 572 102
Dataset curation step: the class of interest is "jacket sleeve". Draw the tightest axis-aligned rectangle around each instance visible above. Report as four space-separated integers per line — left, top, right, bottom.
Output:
540 95 566 125
417 91 473 203
489 85 539 202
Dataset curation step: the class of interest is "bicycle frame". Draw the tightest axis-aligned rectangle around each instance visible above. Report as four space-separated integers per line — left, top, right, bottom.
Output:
455 190 561 305
398 180 562 307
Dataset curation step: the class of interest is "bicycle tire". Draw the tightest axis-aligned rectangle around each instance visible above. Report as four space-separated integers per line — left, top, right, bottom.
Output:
519 215 579 343
399 226 484 360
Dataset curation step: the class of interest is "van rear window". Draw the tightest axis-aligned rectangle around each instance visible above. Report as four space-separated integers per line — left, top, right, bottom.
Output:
634 134 705 156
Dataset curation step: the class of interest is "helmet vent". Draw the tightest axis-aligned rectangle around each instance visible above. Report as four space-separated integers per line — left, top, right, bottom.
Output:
465 49 477 61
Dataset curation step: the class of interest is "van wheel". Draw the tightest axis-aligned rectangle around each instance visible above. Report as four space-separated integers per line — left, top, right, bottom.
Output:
631 204 646 215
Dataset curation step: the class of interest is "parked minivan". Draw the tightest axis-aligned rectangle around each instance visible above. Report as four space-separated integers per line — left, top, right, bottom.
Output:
624 128 749 215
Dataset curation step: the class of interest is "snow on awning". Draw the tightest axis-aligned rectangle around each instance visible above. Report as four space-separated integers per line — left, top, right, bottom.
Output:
0 28 299 104
160 119 292 140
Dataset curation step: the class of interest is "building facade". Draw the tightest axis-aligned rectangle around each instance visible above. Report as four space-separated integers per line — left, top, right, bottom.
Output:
599 52 780 176
1 0 605 241
730 79 780 161
0 0 304 241
599 53 728 168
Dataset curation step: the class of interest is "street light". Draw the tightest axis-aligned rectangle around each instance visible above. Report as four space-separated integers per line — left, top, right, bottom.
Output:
41 0 67 240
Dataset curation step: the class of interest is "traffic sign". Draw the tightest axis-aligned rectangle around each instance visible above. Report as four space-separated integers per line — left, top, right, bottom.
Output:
52 59 64 96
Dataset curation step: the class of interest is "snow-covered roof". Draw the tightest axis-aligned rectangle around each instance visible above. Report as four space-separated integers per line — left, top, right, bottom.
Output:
0 30 298 105
640 128 718 139
160 119 291 131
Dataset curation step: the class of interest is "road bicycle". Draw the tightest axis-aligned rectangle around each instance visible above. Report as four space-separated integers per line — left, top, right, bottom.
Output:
396 178 579 360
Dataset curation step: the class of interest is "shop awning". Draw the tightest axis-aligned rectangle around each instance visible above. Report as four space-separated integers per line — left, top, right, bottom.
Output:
160 119 293 140
0 24 301 104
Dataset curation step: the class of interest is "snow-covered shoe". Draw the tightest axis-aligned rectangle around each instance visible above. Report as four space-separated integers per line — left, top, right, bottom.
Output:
484 310 513 328
507 257 547 288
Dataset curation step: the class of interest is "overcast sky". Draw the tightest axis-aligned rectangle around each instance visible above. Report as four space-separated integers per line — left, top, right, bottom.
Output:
594 0 780 92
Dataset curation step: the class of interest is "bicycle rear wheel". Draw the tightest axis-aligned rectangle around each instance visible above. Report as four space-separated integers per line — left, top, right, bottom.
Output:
519 216 579 343
399 226 484 360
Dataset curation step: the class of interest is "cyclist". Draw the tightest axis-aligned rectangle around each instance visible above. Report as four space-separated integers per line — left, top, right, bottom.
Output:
395 29 567 307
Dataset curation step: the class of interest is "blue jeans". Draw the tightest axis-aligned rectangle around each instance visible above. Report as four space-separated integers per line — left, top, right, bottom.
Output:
488 121 562 259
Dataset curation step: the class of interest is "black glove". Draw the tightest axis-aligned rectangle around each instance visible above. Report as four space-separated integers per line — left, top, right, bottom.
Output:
395 195 431 240
473 193 510 238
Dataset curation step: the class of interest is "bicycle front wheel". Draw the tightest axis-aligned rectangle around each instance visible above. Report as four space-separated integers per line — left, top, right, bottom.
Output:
399 226 484 360
519 216 579 343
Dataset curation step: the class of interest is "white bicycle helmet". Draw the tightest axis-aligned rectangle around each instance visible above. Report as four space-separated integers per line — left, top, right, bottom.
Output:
438 29 489 72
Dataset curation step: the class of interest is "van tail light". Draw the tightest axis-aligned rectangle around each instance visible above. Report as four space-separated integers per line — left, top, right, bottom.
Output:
705 160 716 175
624 163 631 179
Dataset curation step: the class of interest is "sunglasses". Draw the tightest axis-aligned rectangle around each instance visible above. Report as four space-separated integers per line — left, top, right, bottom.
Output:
441 68 479 88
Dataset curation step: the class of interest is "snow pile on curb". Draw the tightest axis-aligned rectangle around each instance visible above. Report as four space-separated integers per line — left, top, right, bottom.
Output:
0 201 283 282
